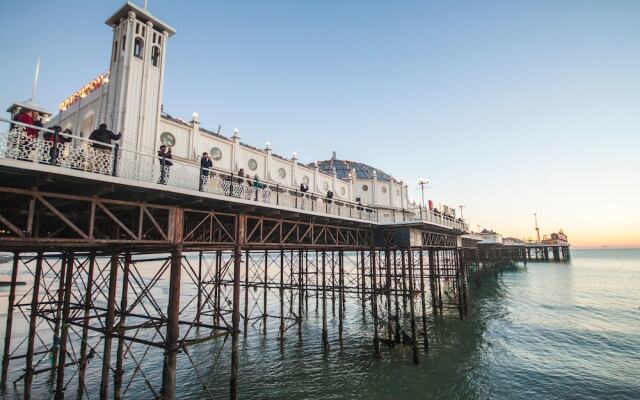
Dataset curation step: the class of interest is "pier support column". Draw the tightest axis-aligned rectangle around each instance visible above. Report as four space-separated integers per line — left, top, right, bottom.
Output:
215 251 222 326
196 251 203 323
298 250 303 341
360 250 366 318
244 250 249 337
77 252 96 398
99 251 119 400
393 250 401 344
384 249 393 344
1 252 19 390
161 247 182 400
24 252 43 400
418 249 429 352
436 250 444 316
266 250 270 337
321 251 329 352
407 250 419 364
230 214 246 400
338 250 344 347
279 249 285 345
455 250 464 320
114 253 131 400
371 249 381 358
428 249 438 315
55 252 75 400
459 250 468 317
51 253 69 372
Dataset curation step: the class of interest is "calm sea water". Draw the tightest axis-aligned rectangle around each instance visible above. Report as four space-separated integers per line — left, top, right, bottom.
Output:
1 249 639 399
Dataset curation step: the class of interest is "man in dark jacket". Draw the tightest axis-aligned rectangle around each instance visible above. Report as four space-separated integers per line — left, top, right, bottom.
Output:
199 152 213 190
158 145 173 184
88 123 121 173
89 123 121 149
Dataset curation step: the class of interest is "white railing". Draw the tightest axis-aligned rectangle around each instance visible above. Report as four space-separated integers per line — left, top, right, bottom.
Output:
376 205 467 231
0 118 380 223
0 118 467 230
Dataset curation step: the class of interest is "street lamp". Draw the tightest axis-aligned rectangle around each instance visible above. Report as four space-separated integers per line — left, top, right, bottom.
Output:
417 178 430 207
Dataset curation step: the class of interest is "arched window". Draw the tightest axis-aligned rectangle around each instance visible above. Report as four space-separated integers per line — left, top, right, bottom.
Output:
134 37 144 59
151 46 161 67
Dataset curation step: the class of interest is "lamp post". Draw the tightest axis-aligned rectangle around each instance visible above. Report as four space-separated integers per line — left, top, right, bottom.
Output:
534 213 541 243
417 178 430 207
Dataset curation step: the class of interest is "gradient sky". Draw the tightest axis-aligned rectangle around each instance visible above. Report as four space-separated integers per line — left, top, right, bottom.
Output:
1 0 639 247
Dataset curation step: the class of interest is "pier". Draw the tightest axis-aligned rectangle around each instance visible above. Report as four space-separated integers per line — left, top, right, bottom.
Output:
0 3 570 398
0 119 503 399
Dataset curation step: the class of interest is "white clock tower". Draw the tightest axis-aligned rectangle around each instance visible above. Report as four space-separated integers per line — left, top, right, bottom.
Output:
104 2 175 154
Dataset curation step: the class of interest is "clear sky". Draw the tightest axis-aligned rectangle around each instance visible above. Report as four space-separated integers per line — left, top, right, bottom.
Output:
1 0 639 247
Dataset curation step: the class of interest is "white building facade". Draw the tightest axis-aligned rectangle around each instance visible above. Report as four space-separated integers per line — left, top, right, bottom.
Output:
45 2 412 210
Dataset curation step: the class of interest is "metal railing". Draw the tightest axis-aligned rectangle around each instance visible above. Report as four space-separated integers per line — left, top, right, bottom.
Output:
0 118 467 230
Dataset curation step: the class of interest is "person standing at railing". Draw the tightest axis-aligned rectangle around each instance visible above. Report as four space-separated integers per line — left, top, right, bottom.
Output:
42 126 72 165
157 145 173 184
88 123 121 173
252 174 266 201
13 109 39 139
11 109 40 161
199 152 213 190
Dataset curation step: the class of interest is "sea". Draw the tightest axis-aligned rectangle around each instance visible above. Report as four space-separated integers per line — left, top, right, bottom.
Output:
0 248 638 399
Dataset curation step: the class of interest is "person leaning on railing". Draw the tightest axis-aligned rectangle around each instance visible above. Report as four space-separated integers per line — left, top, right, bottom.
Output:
252 175 266 201
42 126 72 165
88 123 121 173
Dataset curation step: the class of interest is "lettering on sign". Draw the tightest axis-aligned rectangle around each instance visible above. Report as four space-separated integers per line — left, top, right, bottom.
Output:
59 72 110 110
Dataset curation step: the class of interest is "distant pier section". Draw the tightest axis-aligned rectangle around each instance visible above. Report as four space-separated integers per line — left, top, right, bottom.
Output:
464 229 571 263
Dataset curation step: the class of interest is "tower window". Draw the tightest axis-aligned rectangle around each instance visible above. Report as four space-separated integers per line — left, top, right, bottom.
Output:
122 34 126 51
134 37 144 59
113 40 118 61
135 23 140 35
151 46 161 67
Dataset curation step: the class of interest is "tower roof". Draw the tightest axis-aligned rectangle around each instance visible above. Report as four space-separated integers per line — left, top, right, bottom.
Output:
6 101 52 117
106 2 176 36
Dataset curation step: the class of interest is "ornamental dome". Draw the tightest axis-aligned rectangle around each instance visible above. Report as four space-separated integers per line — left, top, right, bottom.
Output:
314 152 398 182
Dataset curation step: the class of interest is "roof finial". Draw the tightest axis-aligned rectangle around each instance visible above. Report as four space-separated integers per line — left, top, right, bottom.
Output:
144 0 149 9
331 150 336 160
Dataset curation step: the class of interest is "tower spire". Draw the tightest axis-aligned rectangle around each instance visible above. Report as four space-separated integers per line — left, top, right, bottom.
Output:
30 55 41 102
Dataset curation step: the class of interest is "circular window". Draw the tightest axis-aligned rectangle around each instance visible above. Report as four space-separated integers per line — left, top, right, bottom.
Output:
323 182 329 191
160 132 175 147
340 187 346 196
381 187 387 193
362 185 369 192
278 168 286 179
248 159 258 171
302 176 309 185
210 147 222 161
